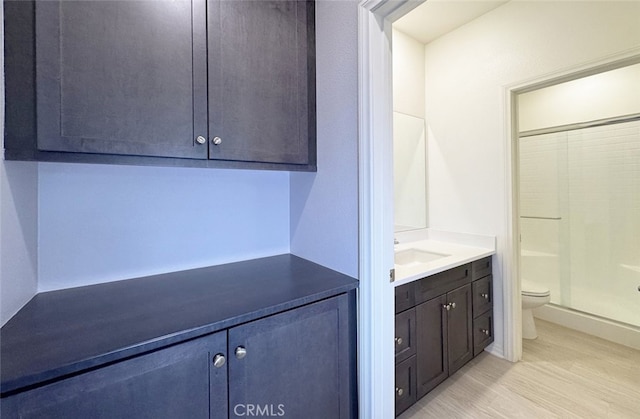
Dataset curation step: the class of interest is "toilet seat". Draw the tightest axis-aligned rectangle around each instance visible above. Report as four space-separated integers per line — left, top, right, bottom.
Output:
521 279 550 297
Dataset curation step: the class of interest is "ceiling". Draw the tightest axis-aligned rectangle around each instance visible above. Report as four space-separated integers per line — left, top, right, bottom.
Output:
393 0 509 44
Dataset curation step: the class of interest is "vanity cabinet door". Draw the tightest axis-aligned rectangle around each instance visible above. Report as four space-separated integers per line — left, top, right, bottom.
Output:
1 332 228 419
474 310 494 356
415 294 448 399
395 355 417 417
395 308 416 363
472 275 493 317
447 284 473 375
227 294 353 419
33 0 208 159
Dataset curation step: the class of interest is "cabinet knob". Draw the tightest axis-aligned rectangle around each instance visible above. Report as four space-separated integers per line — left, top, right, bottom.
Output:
196 135 207 145
443 303 451 311
450 302 456 309
395 387 404 397
480 328 490 336
395 337 403 345
481 293 489 300
235 346 247 360
212 136 222 145
212 353 226 368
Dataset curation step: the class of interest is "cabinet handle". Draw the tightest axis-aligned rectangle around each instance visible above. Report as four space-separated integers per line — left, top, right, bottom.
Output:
395 337 403 345
235 346 247 360
480 328 490 336
212 136 222 145
481 293 489 300
395 387 404 397
450 302 456 309
212 353 226 368
443 303 451 311
196 135 207 145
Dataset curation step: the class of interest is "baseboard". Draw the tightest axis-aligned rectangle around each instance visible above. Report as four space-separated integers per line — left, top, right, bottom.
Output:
534 304 640 350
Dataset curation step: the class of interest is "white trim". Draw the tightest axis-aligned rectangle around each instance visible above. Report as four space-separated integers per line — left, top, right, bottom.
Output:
534 305 640 350
357 1 425 417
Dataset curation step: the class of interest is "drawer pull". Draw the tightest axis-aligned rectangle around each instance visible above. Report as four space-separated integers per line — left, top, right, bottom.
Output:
396 387 404 397
480 328 490 336
395 337 403 345
481 293 489 300
212 353 226 368
235 346 247 360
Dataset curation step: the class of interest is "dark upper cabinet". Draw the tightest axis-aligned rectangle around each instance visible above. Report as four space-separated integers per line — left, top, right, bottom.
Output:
207 0 313 165
3 0 316 170
1 331 228 419
34 0 208 159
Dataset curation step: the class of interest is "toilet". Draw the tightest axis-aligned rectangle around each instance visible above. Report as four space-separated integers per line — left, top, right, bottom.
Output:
521 279 551 339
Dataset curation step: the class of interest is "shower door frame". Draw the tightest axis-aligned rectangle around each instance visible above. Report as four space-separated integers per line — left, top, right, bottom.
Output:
508 52 640 356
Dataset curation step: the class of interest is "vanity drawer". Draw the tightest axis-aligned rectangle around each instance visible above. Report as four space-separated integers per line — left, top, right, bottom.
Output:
415 263 471 304
395 282 415 314
395 308 416 363
471 256 492 280
472 275 493 317
473 309 494 356
395 355 417 417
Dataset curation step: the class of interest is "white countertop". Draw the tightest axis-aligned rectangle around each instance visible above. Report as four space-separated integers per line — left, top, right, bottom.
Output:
393 229 496 287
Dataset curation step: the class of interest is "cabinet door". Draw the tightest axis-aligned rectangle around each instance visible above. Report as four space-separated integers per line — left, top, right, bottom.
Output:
395 308 416 363
1 332 227 419
35 0 208 159
415 294 448 399
228 294 352 419
207 0 314 165
395 355 417 417
447 284 473 375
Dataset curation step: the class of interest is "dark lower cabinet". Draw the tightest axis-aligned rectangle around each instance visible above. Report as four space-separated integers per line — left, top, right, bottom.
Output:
395 355 417 416
228 295 351 419
415 294 447 398
1 332 228 419
1 294 354 419
446 284 473 375
395 256 493 416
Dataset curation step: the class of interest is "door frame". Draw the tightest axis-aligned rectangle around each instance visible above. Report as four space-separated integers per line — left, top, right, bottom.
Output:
357 1 425 417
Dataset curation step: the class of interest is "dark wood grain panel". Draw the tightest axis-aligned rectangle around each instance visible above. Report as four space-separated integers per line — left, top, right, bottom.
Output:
415 295 448 399
394 308 416 363
35 0 208 159
228 294 352 419
1 332 227 419
447 284 473 375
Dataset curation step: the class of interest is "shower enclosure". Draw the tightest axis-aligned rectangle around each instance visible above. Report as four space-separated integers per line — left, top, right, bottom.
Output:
519 118 640 328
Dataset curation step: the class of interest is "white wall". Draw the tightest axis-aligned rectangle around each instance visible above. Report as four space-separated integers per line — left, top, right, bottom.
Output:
0 5 39 326
38 163 290 291
290 0 359 278
519 63 640 132
393 29 425 119
423 0 640 356
392 28 427 231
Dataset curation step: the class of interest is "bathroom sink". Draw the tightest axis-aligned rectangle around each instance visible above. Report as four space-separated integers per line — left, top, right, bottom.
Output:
395 249 450 266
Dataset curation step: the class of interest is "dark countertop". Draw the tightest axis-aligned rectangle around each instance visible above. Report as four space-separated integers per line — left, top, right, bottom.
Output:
0 254 358 396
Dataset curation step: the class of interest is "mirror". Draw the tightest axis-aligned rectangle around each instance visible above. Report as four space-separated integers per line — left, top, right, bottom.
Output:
393 111 427 232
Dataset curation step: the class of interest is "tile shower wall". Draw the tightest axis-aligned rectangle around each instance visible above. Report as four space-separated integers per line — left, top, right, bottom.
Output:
520 120 640 327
